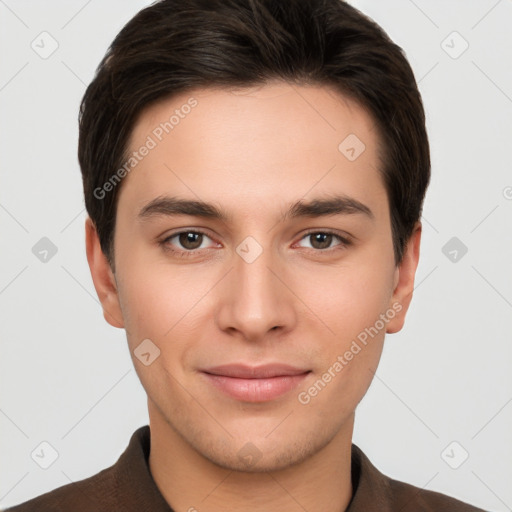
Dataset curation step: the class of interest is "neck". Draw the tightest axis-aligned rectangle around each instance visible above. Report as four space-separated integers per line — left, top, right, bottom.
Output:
148 405 355 512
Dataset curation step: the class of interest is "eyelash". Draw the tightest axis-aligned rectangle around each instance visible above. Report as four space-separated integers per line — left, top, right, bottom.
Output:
159 229 352 259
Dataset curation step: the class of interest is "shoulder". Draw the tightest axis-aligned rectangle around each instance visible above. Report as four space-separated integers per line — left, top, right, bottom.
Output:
3 465 117 512
3 426 153 512
386 475 487 512
350 444 487 512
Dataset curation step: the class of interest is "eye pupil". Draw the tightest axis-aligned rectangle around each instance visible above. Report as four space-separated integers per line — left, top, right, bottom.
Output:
179 232 202 250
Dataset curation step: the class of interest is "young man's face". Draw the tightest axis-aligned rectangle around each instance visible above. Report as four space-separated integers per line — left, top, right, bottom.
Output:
87 82 420 472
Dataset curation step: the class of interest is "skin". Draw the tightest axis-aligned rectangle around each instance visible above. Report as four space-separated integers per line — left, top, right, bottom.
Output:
86 81 421 512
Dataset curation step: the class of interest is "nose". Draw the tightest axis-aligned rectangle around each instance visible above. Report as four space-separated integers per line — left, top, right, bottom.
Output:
215 241 298 343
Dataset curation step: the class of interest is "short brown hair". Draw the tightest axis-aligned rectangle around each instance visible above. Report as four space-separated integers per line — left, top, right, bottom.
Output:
78 0 430 267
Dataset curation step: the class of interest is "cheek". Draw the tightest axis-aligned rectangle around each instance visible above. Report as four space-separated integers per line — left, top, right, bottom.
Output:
294 267 389 414
116 259 214 356
291 257 394 342
289 255 394 410
116 268 204 398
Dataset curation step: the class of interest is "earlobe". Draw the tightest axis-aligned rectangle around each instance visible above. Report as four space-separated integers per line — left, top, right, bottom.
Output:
386 222 422 334
85 217 125 329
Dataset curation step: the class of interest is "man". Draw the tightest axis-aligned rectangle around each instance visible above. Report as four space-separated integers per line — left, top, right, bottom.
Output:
5 0 486 510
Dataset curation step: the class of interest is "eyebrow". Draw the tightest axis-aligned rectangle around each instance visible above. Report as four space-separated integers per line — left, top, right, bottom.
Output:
138 194 374 223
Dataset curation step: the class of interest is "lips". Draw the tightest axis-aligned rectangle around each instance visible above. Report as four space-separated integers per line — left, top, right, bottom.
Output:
201 364 311 402
204 363 309 379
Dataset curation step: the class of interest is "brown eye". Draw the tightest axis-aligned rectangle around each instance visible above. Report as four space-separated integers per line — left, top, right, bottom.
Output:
297 231 348 251
160 230 217 256
295 231 352 254
309 233 333 250
178 232 203 250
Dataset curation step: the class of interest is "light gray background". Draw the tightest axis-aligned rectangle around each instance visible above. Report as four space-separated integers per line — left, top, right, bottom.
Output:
1 1 511 510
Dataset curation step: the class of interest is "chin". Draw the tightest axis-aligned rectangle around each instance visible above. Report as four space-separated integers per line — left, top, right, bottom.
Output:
195 429 333 473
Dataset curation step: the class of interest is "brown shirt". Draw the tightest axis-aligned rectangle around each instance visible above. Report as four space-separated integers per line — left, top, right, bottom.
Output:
4 426 486 512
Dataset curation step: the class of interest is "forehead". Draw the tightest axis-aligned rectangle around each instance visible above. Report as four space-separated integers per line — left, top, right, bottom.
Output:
120 81 386 221
131 81 378 152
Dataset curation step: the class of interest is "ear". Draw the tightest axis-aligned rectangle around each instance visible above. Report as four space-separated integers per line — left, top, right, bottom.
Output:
386 221 422 334
85 217 124 329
